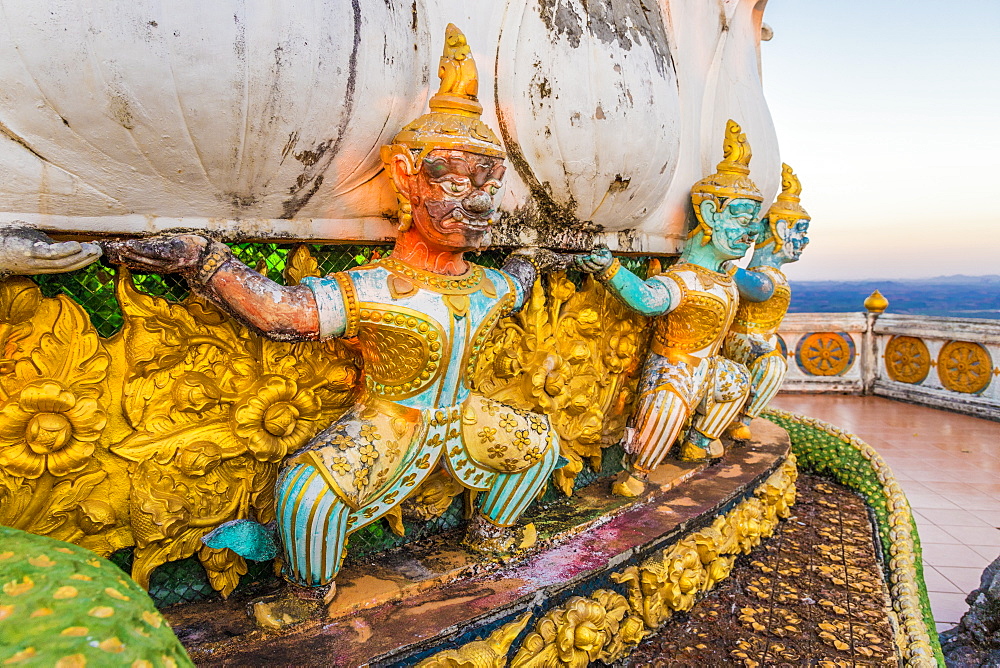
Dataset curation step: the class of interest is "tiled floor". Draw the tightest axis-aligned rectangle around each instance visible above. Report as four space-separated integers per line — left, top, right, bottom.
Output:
770 393 1000 633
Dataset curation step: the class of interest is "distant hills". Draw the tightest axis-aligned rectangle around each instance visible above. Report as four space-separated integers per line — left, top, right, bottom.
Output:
788 275 1000 319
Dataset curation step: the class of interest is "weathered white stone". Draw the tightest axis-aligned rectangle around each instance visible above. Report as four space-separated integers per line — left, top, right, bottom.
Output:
0 0 780 250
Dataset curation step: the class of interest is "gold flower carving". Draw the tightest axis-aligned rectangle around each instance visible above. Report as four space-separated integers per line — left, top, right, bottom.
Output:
471 273 648 495
0 246 361 597
0 277 119 557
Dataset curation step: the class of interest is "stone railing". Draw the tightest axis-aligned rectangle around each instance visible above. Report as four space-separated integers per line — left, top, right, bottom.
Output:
777 312 1000 421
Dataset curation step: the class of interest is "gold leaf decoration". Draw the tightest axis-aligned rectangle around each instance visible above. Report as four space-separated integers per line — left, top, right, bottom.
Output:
113 265 360 596
0 278 125 557
612 457 796 637
472 273 648 494
0 246 362 598
510 589 645 668
283 244 321 286
417 612 533 668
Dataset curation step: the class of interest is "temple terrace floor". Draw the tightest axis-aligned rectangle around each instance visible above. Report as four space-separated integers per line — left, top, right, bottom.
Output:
770 393 1000 634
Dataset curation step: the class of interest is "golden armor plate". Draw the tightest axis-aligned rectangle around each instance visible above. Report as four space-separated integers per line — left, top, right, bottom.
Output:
357 304 446 400
654 291 730 355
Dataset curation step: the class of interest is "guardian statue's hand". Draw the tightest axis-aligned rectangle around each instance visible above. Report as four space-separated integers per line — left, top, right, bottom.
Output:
0 226 102 275
575 246 614 274
101 234 209 275
507 247 576 273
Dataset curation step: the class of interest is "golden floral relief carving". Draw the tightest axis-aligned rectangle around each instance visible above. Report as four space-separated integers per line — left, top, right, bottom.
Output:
612 457 796 637
113 261 360 595
510 589 645 668
471 273 648 494
416 612 533 668
0 245 362 597
0 277 129 557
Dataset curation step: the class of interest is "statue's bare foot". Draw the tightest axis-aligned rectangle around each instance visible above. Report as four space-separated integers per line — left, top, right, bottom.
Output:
249 583 334 630
462 514 535 554
611 471 646 498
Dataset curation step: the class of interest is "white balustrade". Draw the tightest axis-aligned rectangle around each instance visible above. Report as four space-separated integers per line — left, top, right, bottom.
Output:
777 312 1000 421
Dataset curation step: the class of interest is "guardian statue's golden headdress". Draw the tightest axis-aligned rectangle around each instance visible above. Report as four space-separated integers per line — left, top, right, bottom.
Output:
383 24 505 163
758 163 809 252
381 24 505 230
689 120 763 242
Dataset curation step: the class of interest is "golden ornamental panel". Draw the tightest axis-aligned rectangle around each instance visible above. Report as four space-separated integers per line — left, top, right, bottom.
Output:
654 291 728 355
937 340 992 394
884 336 931 385
470 273 649 495
0 246 362 598
795 332 855 376
732 284 790 334
357 304 443 399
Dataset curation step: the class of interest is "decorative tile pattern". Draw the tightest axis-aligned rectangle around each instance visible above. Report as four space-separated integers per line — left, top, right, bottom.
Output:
624 474 895 666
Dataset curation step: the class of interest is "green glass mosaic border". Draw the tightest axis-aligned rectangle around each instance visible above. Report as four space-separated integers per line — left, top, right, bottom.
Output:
764 410 944 665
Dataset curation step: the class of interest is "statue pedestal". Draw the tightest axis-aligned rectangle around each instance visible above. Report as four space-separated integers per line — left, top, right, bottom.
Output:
165 419 792 666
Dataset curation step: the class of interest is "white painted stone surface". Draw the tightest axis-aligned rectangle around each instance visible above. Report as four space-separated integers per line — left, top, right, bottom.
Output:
776 313 1000 422
0 0 780 250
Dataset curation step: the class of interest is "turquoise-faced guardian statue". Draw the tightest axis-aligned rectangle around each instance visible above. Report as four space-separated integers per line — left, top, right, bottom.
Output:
722 163 810 436
576 120 764 497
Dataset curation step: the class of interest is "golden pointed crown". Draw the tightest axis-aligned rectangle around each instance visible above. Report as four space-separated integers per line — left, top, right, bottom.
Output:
385 24 505 163
691 120 762 205
689 120 763 240
759 163 809 251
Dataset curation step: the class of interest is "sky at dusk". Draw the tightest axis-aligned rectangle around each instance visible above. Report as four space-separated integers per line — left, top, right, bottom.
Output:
760 0 999 280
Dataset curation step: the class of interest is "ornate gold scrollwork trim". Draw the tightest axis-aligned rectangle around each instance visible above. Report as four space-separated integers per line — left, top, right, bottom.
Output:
732 276 790 334
377 257 487 295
